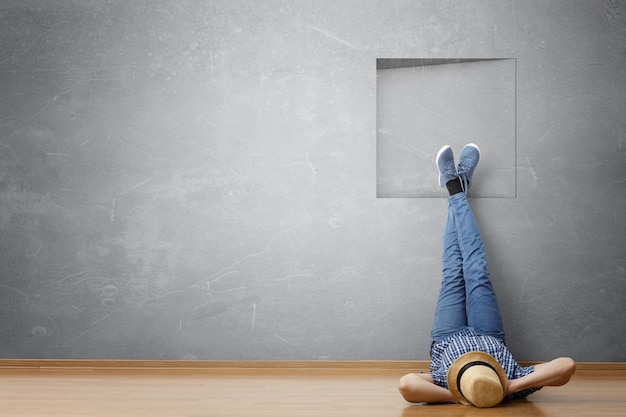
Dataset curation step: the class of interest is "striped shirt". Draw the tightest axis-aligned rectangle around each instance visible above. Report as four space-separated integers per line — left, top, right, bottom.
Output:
430 327 542 400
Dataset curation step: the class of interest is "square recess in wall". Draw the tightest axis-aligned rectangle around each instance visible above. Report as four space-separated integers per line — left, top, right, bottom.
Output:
376 58 516 198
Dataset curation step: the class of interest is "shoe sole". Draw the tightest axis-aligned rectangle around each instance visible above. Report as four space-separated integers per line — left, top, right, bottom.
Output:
436 145 452 187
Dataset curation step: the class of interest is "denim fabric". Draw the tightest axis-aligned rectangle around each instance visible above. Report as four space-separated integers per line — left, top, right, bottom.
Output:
430 192 505 343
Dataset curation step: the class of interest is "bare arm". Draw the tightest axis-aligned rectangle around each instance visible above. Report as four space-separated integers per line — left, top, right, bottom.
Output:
507 357 576 395
400 357 575 403
398 373 459 404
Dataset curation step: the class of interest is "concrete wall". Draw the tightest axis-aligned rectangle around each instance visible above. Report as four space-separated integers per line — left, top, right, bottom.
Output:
1 0 625 361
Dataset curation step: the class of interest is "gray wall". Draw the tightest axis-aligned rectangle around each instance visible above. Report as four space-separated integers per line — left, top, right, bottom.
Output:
1 0 625 361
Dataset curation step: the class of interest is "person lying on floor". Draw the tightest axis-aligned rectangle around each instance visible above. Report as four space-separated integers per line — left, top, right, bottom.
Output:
398 144 575 408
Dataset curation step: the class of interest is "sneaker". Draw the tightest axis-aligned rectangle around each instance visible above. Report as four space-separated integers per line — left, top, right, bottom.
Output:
457 143 480 191
436 145 457 187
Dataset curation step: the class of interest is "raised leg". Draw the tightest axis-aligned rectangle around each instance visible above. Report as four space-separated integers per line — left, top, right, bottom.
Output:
448 192 505 341
430 201 468 343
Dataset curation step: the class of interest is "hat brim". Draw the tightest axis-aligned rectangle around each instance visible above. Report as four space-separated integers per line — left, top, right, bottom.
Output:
447 351 508 406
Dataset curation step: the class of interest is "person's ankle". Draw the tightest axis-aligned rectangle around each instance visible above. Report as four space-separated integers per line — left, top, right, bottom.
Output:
446 178 463 196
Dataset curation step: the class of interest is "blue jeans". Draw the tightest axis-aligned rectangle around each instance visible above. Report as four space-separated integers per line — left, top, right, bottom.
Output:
430 193 505 343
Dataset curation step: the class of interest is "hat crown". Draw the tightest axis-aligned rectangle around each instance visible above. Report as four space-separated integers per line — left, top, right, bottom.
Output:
459 365 505 408
447 351 508 408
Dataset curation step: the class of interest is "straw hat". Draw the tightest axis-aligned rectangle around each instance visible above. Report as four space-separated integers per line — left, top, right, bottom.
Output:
447 351 508 408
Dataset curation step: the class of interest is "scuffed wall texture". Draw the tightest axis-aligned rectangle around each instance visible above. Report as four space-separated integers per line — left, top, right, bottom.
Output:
0 0 625 360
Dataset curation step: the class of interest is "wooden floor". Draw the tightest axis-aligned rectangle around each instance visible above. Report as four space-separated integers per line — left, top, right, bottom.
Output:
0 362 624 416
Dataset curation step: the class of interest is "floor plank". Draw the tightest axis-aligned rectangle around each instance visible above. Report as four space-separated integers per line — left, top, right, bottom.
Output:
0 367 623 416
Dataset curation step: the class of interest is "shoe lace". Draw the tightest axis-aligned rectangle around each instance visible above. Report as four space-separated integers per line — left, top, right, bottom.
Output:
457 165 470 194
